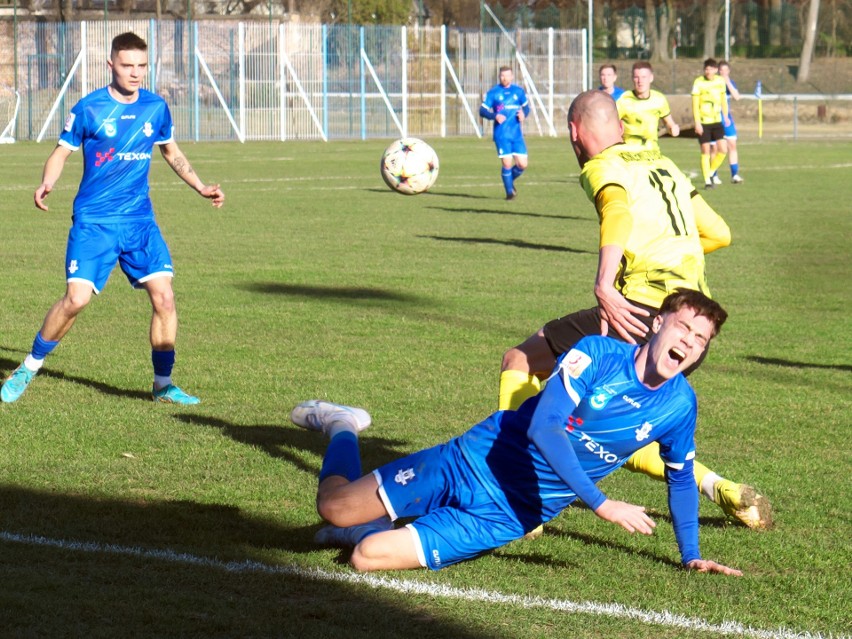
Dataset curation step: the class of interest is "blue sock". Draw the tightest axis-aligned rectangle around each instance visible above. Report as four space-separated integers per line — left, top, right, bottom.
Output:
151 349 176 377
31 333 59 360
501 168 514 195
512 166 524 181
730 163 739 177
319 431 362 482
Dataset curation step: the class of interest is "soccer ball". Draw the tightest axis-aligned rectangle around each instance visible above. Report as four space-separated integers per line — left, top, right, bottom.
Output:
380 137 439 195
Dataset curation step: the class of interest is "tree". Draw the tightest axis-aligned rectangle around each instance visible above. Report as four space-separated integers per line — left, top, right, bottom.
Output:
797 0 820 82
701 0 724 58
644 0 675 62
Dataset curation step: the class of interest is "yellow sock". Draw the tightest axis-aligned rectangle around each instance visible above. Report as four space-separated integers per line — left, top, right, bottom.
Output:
709 152 727 175
498 369 541 411
700 154 711 183
625 442 715 491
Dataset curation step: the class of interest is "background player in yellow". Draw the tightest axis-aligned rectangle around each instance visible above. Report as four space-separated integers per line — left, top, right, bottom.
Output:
498 90 771 530
616 61 679 147
691 58 729 189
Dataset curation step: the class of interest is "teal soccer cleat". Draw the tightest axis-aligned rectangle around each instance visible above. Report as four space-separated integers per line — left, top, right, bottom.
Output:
152 384 200 405
1 365 37 403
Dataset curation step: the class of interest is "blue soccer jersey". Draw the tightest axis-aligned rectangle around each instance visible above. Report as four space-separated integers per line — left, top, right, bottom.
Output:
480 82 529 146
59 87 174 224
457 336 698 539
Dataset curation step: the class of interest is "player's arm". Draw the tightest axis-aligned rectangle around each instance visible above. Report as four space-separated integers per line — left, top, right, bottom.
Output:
594 185 651 342
528 350 655 535
159 141 225 208
667 460 743 575
691 193 731 254
725 78 741 100
662 113 680 137
34 144 74 211
691 91 703 135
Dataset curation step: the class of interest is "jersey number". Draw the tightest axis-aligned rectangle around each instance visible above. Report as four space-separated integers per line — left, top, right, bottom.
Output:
648 168 689 236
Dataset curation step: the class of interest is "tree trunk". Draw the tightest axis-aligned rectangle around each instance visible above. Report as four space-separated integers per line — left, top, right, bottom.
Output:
645 0 673 62
703 0 723 58
797 0 820 82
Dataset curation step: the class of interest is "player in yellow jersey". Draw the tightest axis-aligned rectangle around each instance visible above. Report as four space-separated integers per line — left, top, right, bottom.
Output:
691 58 729 189
616 61 680 147
499 90 772 530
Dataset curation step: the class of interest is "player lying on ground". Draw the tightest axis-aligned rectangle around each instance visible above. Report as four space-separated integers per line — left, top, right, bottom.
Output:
292 290 743 575
499 90 771 530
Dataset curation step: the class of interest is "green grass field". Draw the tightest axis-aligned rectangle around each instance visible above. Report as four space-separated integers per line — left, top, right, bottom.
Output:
0 135 850 639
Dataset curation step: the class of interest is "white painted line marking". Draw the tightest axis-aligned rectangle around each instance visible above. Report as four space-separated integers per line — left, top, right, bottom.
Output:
0 530 842 639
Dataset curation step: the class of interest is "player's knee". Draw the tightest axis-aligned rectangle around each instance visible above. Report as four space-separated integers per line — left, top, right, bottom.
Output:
501 347 527 372
315 493 349 526
150 289 176 314
62 289 92 313
349 545 378 572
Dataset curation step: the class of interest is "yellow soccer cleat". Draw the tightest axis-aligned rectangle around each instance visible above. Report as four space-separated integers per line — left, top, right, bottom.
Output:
714 480 773 530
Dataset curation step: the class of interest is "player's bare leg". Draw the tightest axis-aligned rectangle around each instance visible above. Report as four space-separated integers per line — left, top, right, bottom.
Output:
498 328 554 411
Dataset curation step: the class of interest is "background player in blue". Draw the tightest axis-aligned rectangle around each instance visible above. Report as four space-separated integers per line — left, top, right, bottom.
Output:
291 290 742 576
598 63 626 101
1 32 224 405
479 66 530 200
711 60 744 185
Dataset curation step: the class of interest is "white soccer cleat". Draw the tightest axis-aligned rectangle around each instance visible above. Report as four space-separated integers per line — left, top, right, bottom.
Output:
290 400 372 435
712 174 723 185
731 174 744 184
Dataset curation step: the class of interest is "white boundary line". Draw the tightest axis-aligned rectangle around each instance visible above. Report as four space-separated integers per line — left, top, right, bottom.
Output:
0 530 842 639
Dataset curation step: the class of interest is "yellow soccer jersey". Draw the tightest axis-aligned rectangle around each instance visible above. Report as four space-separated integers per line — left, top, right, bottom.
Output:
691 76 727 125
616 90 672 147
580 144 709 308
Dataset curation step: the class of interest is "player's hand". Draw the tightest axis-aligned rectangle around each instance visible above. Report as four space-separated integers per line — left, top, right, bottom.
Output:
695 123 703 136
495 114 507 124
200 184 225 208
685 559 743 577
34 183 52 211
723 116 731 127
595 286 651 344
670 123 680 137
517 111 525 123
594 499 656 535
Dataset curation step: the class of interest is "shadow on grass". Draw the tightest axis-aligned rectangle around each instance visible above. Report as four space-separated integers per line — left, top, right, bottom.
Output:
418 235 595 254
745 355 852 372
0 355 151 401
0 485 500 638
425 205 587 221
239 282 424 305
172 413 409 475
365 188 491 200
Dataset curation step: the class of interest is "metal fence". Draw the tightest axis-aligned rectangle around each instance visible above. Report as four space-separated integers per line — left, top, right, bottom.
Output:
0 19 586 143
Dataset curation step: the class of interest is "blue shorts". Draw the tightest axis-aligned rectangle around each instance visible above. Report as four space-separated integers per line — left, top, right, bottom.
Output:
374 439 525 571
495 136 528 158
65 220 174 293
723 115 737 139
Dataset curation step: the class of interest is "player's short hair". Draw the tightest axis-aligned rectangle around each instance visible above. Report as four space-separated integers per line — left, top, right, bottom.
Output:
703 58 719 69
632 61 653 73
718 60 730 70
659 289 728 337
111 32 148 56
599 63 617 74
498 65 512 74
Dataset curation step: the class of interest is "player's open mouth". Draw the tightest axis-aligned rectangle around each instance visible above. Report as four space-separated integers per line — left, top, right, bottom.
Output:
669 347 685 364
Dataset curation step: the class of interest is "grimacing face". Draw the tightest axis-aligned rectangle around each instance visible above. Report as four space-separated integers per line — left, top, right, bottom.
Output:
645 306 715 384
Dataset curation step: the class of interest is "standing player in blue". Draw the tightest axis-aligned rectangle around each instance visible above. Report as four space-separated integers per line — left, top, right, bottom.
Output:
479 66 530 200
291 290 742 576
1 32 224 405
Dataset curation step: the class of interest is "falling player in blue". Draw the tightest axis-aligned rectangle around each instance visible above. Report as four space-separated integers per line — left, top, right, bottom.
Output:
479 66 530 200
1 32 224 405
291 290 743 576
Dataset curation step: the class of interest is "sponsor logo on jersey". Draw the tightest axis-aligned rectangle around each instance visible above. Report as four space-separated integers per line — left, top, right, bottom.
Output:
94 148 115 167
143 122 154 137
63 112 76 132
563 349 592 379
578 432 618 464
565 415 583 432
394 467 415 486
103 119 117 137
588 384 616 410
115 152 153 161
622 394 642 409
121 114 136 120
67 260 79 274
635 421 654 441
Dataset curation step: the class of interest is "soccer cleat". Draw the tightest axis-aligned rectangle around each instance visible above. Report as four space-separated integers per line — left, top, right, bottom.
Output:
704 182 715 190
712 174 723 185
290 400 372 435
714 480 773 530
506 188 517 201
152 384 200 405
314 516 394 548
731 174 744 184
1 364 37 403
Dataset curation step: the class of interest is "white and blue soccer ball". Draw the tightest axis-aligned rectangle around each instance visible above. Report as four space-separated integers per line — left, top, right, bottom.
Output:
380 137 439 195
